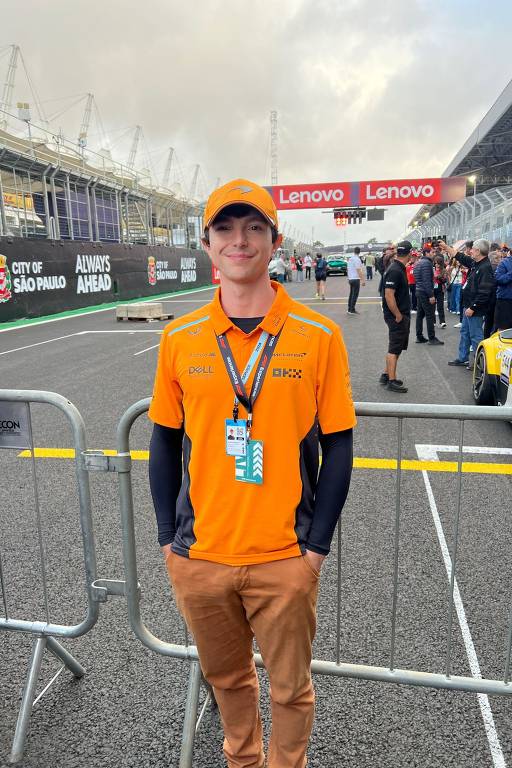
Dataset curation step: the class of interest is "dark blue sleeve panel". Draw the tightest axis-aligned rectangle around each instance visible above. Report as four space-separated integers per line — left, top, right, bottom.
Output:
306 428 353 556
149 423 184 547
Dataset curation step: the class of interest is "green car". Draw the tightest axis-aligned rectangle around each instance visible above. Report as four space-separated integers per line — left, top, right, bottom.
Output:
326 255 347 276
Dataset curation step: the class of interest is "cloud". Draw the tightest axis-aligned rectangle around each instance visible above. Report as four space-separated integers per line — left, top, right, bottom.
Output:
2 0 512 244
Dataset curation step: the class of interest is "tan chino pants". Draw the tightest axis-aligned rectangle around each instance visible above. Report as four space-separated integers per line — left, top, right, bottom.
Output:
166 553 319 768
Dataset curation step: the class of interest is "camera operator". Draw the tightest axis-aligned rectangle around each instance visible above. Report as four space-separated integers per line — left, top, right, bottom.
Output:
439 239 495 369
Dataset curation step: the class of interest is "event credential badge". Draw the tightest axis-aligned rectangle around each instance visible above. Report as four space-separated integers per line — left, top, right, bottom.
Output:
235 440 263 485
225 418 247 457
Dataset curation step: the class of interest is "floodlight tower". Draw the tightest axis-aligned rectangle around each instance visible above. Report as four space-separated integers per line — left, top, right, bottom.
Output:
78 93 93 149
0 45 20 132
270 110 278 185
127 125 142 169
189 164 200 199
162 147 174 188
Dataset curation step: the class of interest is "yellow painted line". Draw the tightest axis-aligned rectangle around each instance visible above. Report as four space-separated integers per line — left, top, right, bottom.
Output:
18 448 150 460
300 300 382 305
16 449 512 475
354 457 512 474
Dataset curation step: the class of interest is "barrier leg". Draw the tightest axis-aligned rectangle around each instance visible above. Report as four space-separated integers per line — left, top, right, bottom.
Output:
179 661 202 768
47 636 86 678
9 636 47 764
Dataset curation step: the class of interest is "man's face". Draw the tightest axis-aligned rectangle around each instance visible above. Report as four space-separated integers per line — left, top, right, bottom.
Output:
470 245 486 262
202 210 281 285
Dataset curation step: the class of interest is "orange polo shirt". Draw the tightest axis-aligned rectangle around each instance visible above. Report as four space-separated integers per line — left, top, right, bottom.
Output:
149 282 356 566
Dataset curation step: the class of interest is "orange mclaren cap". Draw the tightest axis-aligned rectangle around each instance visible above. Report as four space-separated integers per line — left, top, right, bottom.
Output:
203 178 278 230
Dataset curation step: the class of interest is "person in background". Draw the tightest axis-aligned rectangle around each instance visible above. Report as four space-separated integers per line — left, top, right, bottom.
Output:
494 245 512 331
447 257 462 316
453 242 473 327
380 240 412 393
377 245 396 297
347 247 366 314
304 252 312 280
295 251 304 282
273 250 287 284
413 246 444 345
433 255 447 328
314 252 328 300
440 238 495 369
406 251 418 313
365 250 375 281
483 244 502 336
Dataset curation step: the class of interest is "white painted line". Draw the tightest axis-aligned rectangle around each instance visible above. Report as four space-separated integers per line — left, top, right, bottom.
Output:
84 330 162 334
134 344 160 357
417 447 505 767
0 284 216 334
0 329 163 356
0 332 84 357
416 444 512 461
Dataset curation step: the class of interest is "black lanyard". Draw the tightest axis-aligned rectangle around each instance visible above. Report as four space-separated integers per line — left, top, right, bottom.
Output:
216 328 283 435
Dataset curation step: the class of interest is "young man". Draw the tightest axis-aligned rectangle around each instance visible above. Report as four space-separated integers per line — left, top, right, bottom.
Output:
413 247 444 345
148 178 355 768
380 241 412 393
347 247 366 314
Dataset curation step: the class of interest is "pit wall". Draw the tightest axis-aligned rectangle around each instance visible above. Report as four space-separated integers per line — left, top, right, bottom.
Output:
0 238 213 323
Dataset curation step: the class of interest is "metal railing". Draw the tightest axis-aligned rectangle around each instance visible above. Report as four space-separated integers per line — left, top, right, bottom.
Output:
115 398 512 767
2 390 512 766
0 390 101 764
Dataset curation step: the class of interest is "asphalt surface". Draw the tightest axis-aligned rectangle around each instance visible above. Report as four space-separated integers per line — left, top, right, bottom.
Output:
1 276 512 768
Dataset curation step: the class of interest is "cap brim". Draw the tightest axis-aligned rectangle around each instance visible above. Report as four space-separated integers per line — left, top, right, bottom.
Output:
205 201 276 229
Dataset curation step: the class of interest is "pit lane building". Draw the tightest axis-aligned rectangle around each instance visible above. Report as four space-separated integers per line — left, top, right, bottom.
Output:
407 78 512 246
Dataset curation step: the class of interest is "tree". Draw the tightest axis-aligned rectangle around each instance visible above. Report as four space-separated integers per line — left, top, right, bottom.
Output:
367 237 378 245
313 240 324 249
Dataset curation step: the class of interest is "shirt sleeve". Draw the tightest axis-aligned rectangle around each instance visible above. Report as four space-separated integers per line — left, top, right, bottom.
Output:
316 326 356 434
148 329 184 428
306 428 353 555
149 424 184 546
384 269 399 292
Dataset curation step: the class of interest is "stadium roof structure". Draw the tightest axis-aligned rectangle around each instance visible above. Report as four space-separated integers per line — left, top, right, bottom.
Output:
410 77 512 226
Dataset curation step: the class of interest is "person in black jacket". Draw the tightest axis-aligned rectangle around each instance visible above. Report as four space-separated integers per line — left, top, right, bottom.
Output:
412 247 444 345
439 239 495 368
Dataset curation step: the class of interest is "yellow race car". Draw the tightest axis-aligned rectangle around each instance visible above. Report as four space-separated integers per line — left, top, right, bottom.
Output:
473 329 512 406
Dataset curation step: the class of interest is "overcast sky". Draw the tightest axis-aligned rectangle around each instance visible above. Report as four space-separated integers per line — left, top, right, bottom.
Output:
2 0 512 246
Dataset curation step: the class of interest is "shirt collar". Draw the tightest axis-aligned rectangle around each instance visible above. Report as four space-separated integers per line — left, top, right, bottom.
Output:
208 280 292 336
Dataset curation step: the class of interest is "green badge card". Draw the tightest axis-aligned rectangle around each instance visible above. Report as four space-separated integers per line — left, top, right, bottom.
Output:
235 440 263 485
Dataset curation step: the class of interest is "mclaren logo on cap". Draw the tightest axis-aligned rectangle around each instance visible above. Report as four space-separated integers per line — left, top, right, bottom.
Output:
230 185 253 194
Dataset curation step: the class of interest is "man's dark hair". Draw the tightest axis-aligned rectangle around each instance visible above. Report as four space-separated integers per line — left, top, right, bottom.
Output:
490 242 501 251
465 240 474 249
354 246 360 254
203 203 278 245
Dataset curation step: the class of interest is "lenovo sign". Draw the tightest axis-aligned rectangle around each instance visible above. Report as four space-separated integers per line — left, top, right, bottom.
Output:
271 182 351 210
267 176 466 210
360 178 440 205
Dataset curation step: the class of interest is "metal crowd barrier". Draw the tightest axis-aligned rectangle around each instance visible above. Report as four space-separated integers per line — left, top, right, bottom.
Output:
0 390 101 764
115 398 512 768
2 390 512 766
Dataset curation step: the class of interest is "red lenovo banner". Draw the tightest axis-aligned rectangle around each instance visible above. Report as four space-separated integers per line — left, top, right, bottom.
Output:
268 176 466 210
